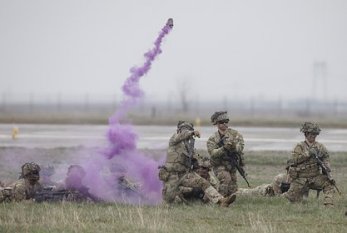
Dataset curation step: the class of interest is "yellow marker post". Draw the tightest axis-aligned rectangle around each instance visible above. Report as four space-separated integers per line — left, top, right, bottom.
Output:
194 117 201 130
12 126 19 140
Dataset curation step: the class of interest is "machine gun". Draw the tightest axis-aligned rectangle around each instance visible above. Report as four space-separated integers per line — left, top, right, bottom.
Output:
34 187 79 202
218 137 250 187
35 186 101 203
311 150 341 195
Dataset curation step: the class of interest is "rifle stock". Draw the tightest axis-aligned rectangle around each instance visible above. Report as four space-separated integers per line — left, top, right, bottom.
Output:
34 187 75 202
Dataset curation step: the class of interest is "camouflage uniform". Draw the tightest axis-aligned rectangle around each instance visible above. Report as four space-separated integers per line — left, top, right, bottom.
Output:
236 173 289 197
59 165 99 202
283 122 335 206
106 163 142 199
272 173 290 195
0 187 12 202
236 184 274 196
159 121 236 206
207 111 245 196
0 162 42 202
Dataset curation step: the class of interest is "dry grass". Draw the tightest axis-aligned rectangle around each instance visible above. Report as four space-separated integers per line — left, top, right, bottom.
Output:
1 149 347 233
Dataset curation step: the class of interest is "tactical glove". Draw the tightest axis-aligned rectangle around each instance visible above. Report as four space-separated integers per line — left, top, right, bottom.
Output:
192 130 200 138
223 143 235 152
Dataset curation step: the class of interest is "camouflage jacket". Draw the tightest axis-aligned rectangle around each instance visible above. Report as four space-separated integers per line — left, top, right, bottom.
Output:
207 128 245 169
288 141 330 178
8 179 42 201
165 130 197 174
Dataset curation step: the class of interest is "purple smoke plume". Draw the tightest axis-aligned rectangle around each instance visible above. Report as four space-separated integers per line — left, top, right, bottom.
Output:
110 18 173 124
79 19 173 205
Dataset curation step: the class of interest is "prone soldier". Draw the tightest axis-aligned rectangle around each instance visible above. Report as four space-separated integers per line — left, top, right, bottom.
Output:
53 165 101 202
0 162 42 202
236 173 290 197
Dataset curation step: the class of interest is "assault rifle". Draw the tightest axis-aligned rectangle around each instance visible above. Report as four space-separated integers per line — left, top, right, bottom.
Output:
34 186 79 202
218 137 250 187
184 136 195 171
311 150 341 195
35 186 101 203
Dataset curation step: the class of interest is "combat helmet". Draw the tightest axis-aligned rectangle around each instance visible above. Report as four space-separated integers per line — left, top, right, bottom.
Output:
21 162 40 181
211 111 229 125
177 121 194 131
300 122 321 135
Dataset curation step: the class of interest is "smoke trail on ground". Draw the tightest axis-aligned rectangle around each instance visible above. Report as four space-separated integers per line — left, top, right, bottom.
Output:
81 19 173 204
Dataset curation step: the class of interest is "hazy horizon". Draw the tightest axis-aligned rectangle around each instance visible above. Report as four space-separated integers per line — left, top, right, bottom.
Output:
1 0 347 104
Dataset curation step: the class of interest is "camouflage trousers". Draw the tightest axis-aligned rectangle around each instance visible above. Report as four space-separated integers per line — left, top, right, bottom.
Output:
212 166 238 196
162 171 223 204
283 174 335 205
236 184 275 197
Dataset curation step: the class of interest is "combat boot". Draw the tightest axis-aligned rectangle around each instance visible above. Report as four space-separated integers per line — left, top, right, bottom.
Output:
324 203 334 208
218 194 236 207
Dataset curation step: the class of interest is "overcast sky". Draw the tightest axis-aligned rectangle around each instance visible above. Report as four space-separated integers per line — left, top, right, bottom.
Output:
1 0 347 103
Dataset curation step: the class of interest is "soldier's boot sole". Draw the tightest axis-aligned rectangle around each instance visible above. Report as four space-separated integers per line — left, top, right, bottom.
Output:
324 203 334 208
219 194 236 207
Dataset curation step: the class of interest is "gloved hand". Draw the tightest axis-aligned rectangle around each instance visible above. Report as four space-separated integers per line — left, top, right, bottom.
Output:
192 130 200 138
309 147 318 157
223 142 235 151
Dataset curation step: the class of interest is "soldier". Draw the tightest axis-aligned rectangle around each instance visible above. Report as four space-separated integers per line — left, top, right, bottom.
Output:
54 165 100 202
159 121 236 206
283 122 336 206
4 162 42 202
207 111 245 196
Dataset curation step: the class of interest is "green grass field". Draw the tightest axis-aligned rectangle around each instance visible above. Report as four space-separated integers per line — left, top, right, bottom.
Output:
1 150 346 233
